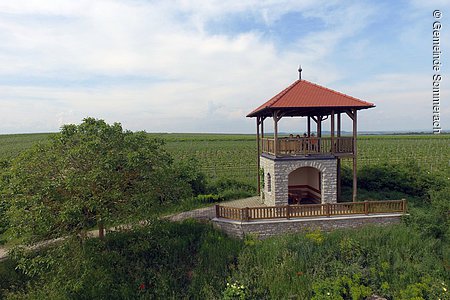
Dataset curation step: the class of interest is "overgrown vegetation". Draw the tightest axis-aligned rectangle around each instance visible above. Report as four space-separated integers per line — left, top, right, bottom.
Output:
0 129 449 299
1 196 448 299
0 118 207 245
230 222 448 299
340 161 448 202
0 220 242 299
1 160 448 299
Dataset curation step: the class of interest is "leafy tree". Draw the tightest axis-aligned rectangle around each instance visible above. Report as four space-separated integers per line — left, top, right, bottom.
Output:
2 118 191 243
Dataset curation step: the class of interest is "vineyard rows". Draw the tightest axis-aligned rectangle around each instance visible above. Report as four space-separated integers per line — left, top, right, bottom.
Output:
1 133 448 186
164 136 450 185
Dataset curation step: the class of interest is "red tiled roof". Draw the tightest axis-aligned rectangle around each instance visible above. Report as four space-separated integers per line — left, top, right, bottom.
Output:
247 79 375 117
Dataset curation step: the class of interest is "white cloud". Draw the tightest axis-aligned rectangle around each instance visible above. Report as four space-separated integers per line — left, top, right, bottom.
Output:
0 0 446 133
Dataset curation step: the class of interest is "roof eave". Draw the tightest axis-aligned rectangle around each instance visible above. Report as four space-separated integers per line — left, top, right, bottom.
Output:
247 104 375 118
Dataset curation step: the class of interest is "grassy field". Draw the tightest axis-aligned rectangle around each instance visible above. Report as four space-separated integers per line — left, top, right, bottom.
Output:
0 133 448 299
1 133 449 186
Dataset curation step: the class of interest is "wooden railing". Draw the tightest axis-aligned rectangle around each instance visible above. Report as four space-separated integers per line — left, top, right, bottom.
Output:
261 137 353 156
215 200 407 221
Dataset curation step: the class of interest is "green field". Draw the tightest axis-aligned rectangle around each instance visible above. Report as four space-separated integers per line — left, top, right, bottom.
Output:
1 132 449 299
1 133 449 186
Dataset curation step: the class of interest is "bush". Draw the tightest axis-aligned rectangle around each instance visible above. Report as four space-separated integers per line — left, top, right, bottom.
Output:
356 162 447 197
3 220 242 299
231 225 447 299
223 281 246 300
207 178 255 195
311 274 372 300
193 190 254 205
341 162 448 202
405 185 450 239
0 258 30 299
191 178 256 205
195 194 222 203
174 158 207 196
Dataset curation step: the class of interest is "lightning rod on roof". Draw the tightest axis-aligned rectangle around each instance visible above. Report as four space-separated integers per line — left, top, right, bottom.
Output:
298 65 302 80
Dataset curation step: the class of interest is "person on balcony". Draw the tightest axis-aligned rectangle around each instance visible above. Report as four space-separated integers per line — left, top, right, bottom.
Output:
310 133 318 152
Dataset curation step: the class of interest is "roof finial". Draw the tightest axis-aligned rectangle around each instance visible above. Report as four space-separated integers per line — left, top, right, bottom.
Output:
298 65 302 80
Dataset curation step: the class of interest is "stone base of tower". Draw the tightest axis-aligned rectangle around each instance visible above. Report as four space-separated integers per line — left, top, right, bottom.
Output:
260 155 337 206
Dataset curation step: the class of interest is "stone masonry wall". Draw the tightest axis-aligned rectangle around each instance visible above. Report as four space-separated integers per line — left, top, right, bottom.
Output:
260 156 276 205
260 156 337 206
213 214 403 239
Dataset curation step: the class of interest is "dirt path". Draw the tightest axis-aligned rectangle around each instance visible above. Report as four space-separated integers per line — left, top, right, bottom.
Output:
0 247 7 261
0 196 263 261
164 206 215 222
164 196 263 222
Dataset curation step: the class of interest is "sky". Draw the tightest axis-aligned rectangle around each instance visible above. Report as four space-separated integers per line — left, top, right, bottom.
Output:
0 0 449 134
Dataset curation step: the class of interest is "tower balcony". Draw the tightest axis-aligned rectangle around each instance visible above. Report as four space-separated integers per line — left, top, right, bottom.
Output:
261 136 354 157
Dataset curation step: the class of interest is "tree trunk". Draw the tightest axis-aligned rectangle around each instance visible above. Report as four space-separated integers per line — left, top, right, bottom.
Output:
98 222 104 239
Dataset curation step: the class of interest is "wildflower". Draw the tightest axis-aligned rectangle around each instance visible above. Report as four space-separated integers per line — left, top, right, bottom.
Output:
327 292 331 296
139 283 145 290
296 271 304 276
444 287 447 292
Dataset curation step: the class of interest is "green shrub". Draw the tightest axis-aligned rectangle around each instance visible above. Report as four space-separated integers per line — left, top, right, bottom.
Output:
341 162 448 203
356 162 446 197
397 276 450 300
305 229 324 244
223 281 246 300
405 185 450 239
311 274 372 300
2 221 447 299
195 194 222 203
3 220 242 299
219 189 254 201
193 178 256 204
0 258 31 299
174 158 207 196
231 225 447 299
207 178 256 195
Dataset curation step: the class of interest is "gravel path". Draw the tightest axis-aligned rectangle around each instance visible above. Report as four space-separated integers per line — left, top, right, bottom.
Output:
165 196 263 222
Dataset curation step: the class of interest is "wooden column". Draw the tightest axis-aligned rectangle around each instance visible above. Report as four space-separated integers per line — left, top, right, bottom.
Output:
317 116 322 137
337 112 341 202
274 111 279 157
337 113 341 137
261 117 264 138
307 116 311 137
331 110 335 154
261 117 265 156
256 117 261 195
352 109 358 202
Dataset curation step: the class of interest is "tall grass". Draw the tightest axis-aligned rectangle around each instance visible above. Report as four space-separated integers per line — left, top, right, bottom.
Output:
232 225 448 299
1 219 448 299
1 220 243 299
